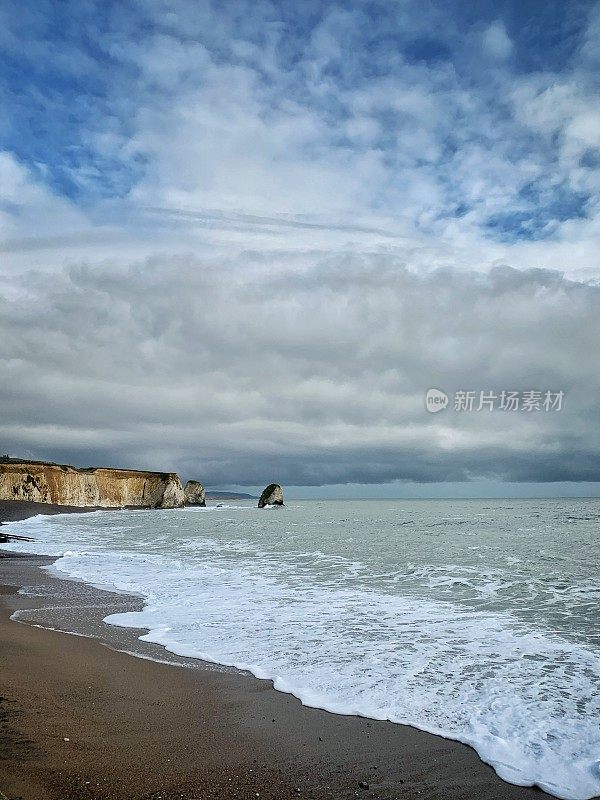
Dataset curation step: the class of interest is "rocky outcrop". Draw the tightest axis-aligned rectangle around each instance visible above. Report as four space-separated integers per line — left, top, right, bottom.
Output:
258 483 284 508
0 460 185 509
184 480 206 506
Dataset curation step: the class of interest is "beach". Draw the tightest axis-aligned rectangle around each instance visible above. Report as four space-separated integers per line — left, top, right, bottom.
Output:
0 502 566 799
3 0 599 796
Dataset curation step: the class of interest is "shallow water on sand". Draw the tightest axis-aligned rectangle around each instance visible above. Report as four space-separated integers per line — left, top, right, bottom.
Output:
3 499 600 800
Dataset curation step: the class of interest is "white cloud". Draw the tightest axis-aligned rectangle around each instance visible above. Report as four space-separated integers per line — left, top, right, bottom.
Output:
481 21 513 60
1 3 598 280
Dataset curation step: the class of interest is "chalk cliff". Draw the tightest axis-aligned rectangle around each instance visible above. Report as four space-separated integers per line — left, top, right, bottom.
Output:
0 460 185 509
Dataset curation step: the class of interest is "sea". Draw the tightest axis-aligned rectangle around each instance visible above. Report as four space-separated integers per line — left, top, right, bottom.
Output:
2 499 599 800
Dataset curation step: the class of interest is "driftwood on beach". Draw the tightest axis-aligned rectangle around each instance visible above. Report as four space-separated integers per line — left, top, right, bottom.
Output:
0 532 34 543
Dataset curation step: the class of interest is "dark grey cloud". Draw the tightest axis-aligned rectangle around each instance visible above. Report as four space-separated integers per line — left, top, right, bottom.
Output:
1 256 599 487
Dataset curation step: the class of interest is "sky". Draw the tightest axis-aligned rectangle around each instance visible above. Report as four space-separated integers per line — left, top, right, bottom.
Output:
1 0 599 497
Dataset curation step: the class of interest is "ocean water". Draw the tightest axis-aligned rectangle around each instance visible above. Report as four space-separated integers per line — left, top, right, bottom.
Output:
3 499 599 800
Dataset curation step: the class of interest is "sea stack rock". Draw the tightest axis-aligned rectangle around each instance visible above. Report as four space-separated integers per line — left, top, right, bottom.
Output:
184 480 206 506
258 483 284 508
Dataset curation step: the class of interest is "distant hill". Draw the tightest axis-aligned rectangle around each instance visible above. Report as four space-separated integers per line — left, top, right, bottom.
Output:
205 491 257 501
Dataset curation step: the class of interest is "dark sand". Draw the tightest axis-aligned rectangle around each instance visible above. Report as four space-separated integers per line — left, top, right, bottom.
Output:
0 500 92 526
0 501 551 800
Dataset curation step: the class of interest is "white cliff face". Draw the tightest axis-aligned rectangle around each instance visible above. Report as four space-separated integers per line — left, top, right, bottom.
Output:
0 462 185 508
258 483 284 508
150 473 186 508
184 480 206 506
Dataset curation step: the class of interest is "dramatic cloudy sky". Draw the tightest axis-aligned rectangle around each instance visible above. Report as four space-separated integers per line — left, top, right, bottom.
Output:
1 0 599 496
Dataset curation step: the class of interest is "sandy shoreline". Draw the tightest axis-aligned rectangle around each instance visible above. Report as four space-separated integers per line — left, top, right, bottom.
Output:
0 502 552 800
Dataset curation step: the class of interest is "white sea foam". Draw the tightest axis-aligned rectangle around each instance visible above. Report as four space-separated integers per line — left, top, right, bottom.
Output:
2 500 600 800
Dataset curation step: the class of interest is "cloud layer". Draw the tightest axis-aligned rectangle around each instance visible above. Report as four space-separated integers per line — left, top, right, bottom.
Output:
1 1 599 487
2 256 599 485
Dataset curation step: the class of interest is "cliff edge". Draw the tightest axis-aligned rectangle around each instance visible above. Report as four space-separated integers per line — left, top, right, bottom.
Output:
0 460 185 509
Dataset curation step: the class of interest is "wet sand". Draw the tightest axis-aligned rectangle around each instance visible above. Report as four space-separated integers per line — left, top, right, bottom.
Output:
0 501 550 800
